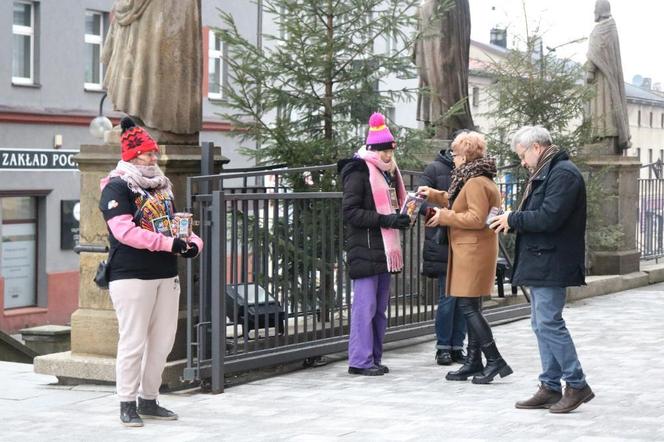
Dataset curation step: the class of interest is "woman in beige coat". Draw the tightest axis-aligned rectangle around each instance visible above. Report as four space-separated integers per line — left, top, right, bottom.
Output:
418 131 512 384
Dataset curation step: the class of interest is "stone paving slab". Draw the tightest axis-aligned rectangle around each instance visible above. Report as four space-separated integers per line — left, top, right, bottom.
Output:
2 284 663 441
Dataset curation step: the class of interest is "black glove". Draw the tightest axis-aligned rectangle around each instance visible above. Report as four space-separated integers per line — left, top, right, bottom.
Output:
171 238 188 254
180 243 199 258
379 214 411 230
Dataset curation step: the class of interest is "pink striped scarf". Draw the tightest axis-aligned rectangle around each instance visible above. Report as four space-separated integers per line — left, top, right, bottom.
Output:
357 147 406 272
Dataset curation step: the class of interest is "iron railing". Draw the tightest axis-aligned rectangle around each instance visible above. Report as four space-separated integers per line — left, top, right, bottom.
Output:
638 179 664 260
184 164 529 392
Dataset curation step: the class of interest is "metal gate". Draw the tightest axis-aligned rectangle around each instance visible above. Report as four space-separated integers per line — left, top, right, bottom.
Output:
183 164 528 393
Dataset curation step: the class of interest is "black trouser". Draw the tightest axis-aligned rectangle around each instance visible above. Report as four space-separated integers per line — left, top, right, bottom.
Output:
456 297 494 347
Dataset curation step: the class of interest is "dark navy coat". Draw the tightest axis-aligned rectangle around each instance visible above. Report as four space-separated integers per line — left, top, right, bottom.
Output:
508 151 587 287
417 150 453 277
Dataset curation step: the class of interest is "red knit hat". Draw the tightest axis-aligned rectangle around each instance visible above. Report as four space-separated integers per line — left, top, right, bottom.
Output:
120 117 159 162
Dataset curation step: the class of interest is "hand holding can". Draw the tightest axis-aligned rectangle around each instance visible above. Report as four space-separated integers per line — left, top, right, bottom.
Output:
171 212 193 240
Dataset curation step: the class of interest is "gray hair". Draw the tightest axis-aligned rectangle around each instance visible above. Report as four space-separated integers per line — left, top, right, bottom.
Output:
510 126 553 152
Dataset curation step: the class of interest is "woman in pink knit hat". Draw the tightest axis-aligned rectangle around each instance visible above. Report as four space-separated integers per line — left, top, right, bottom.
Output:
337 112 411 376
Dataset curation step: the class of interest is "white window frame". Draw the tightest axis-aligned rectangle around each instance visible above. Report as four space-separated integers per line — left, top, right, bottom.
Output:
208 31 224 100
84 10 105 91
12 1 35 85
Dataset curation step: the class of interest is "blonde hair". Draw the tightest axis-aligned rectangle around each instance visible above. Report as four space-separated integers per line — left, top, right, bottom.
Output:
451 131 486 162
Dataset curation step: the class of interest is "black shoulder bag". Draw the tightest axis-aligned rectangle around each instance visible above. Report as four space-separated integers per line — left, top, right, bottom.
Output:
93 247 117 290
94 199 147 290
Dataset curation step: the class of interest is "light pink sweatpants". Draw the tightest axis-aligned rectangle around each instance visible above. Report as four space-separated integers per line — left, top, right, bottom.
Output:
109 276 180 402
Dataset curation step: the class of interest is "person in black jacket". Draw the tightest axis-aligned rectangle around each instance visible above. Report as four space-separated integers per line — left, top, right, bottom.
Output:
338 112 411 376
419 148 466 366
490 125 594 414
99 117 203 426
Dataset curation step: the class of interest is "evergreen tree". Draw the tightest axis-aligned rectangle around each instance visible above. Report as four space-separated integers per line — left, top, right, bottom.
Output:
215 0 453 180
484 32 592 168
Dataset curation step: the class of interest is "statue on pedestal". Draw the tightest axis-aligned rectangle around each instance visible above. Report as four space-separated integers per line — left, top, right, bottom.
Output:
586 0 631 152
413 0 475 140
102 0 202 144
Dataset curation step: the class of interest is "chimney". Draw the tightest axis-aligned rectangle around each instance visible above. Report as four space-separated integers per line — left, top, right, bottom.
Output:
490 28 507 48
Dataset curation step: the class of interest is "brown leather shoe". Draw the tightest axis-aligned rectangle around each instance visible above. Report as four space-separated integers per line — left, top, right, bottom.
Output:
549 384 595 414
515 385 562 409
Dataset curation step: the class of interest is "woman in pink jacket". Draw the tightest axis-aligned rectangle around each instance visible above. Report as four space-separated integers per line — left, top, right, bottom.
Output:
99 117 203 427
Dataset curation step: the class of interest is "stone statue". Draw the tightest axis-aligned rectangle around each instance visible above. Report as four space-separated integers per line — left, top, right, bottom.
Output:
413 0 475 140
102 0 202 144
586 0 631 151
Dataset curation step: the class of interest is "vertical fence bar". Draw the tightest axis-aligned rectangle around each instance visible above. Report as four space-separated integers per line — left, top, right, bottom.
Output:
211 190 225 394
272 195 281 347
321 201 328 339
185 178 194 373
292 199 300 343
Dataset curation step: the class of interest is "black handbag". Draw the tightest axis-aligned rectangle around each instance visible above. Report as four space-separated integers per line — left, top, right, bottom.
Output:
94 202 144 290
94 247 117 290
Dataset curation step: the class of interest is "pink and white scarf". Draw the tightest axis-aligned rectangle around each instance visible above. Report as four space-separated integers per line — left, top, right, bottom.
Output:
356 147 407 272
101 160 174 198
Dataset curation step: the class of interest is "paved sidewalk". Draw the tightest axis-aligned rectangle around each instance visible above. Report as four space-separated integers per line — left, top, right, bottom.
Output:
2 284 664 441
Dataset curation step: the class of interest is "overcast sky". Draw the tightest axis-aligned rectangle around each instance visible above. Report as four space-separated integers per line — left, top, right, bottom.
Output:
468 0 663 87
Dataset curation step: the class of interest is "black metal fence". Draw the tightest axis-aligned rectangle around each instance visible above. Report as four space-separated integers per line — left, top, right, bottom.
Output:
183 164 528 393
638 179 664 260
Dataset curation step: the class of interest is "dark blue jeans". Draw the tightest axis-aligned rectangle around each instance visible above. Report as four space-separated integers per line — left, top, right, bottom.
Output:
435 275 466 350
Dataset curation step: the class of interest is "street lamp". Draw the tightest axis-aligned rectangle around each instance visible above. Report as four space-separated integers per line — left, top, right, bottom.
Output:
89 92 113 139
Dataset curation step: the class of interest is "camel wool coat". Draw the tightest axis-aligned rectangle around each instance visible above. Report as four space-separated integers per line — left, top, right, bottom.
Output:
428 176 501 297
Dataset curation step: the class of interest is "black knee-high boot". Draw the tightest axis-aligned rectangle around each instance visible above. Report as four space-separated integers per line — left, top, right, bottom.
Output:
472 340 513 384
445 321 483 381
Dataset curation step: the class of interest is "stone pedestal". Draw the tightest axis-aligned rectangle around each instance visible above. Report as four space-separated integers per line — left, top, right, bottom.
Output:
34 142 227 386
579 141 641 275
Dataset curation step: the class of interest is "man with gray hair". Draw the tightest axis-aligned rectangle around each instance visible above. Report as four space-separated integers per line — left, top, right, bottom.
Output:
490 126 594 413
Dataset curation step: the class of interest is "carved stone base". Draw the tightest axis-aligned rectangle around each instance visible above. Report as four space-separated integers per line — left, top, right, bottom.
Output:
34 351 188 390
579 140 641 275
589 249 641 275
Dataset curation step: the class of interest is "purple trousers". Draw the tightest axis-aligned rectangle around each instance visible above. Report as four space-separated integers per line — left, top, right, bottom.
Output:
348 273 391 369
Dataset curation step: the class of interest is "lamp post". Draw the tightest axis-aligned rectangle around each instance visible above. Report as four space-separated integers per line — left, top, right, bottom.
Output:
88 92 113 140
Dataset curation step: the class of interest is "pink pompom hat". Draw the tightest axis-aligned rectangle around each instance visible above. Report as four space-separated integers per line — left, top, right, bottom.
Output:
365 112 396 151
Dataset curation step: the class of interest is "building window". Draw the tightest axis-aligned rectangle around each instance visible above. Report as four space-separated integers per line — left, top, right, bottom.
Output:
648 149 653 178
1 196 38 309
661 113 663 128
84 11 106 90
12 1 35 85
472 87 480 107
636 147 641 160
650 112 654 128
208 32 224 100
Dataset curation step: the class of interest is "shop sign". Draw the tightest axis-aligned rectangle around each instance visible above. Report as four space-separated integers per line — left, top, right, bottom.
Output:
0 149 78 170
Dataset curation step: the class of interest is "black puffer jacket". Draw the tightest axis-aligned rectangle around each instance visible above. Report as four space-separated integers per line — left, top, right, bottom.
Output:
508 150 587 287
338 157 390 279
417 149 454 277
